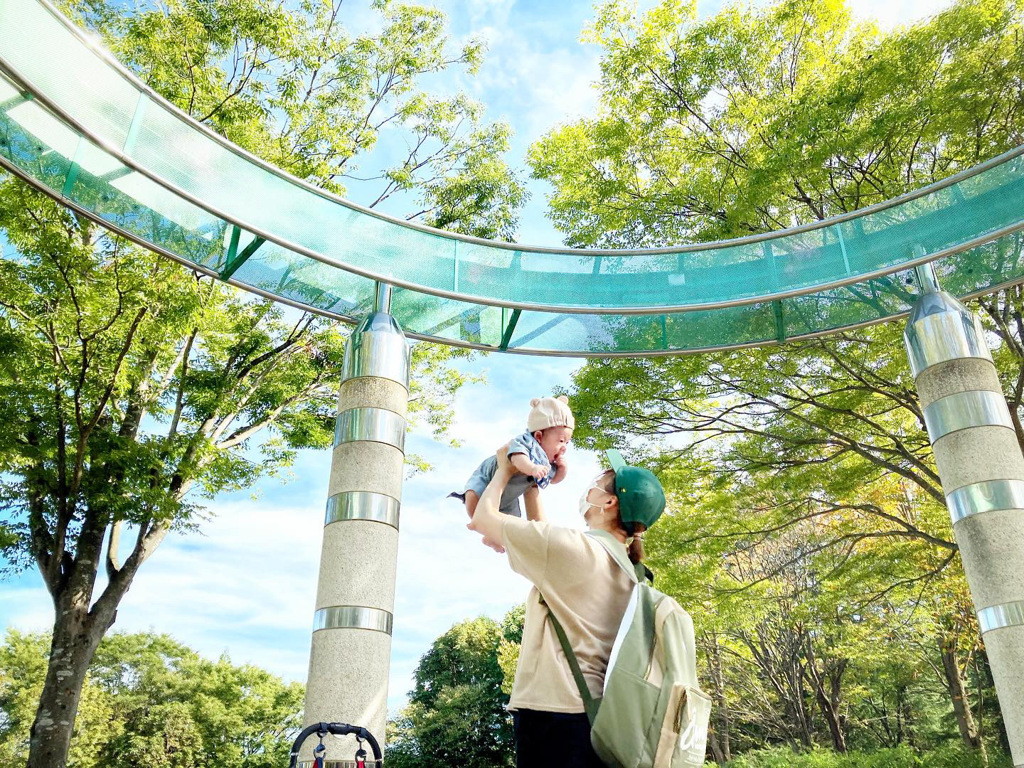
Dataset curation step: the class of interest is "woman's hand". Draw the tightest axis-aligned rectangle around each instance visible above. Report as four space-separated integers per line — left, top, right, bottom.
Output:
467 447 513 553
495 444 514 474
479 534 506 554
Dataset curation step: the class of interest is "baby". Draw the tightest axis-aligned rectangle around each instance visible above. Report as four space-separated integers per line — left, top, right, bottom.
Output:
450 395 574 520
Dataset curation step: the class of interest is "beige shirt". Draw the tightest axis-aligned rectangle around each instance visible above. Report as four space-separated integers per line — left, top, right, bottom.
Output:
502 517 634 713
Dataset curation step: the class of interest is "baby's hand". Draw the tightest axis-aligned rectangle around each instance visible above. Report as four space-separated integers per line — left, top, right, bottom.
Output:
532 465 549 482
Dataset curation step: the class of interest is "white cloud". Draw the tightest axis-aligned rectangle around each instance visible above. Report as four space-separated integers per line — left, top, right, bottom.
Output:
0 584 54 632
471 24 602 139
464 0 516 28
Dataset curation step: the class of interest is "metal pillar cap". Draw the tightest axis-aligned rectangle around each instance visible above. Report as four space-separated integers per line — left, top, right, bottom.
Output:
906 289 973 326
904 290 991 377
342 311 411 387
352 310 404 338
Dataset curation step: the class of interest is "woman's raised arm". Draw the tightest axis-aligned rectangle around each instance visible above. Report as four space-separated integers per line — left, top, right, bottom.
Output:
467 445 515 552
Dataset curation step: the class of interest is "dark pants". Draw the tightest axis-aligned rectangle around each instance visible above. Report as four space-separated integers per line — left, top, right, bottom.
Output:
512 709 603 768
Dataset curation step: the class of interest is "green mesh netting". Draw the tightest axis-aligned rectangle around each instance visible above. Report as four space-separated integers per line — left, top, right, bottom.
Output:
1 0 1024 355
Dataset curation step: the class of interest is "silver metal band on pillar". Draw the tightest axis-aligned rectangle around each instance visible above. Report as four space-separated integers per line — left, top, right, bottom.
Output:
947 480 1024 524
922 390 1014 441
979 602 1024 633
334 407 407 450
326 491 400 529
904 262 1024 764
314 605 394 635
303 281 411 763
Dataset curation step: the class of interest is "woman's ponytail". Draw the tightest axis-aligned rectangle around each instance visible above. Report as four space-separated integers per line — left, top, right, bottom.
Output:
627 524 646 565
597 469 647 564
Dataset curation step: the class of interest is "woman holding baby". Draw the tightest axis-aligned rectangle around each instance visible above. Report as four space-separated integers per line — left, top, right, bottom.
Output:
466 401 667 768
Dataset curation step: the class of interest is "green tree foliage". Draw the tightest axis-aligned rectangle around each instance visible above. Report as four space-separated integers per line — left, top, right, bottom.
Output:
387 613 521 768
531 0 1024 247
0 1 527 766
529 0 1024 761
0 630 302 768
75 0 527 238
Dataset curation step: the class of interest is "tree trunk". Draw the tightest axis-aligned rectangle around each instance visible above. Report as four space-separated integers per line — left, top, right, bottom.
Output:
703 634 732 762
805 642 848 753
814 682 848 753
25 505 141 768
898 684 915 748
707 727 727 766
27 606 107 768
786 660 814 750
742 625 815 749
940 635 984 754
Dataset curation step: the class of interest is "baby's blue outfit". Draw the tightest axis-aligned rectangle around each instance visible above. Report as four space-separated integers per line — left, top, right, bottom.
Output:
462 431 556 517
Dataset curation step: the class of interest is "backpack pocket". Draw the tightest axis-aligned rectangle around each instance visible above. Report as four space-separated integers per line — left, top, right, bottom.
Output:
652 684 713 768
592 669 660 768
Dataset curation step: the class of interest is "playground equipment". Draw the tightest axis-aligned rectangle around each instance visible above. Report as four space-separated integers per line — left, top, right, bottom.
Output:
3 0 1024 357
3 0 1024 765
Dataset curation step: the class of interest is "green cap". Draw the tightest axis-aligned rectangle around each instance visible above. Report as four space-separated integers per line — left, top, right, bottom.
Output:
605 450 666 535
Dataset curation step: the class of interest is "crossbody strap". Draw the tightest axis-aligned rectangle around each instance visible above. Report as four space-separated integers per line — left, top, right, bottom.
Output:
541 594 600 725
586 530 654 585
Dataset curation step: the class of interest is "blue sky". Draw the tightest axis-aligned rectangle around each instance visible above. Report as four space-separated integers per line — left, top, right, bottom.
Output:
0 0 949 717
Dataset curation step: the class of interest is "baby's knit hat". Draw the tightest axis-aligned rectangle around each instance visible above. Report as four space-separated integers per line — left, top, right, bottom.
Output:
527 395 575 433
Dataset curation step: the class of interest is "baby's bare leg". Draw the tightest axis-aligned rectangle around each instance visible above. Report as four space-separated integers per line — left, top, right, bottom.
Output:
465 490 480 518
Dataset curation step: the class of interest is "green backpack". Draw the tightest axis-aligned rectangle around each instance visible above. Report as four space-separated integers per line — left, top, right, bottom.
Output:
544 530 712 768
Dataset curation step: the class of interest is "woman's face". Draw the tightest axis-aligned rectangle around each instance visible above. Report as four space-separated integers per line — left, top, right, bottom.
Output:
581 473 616 526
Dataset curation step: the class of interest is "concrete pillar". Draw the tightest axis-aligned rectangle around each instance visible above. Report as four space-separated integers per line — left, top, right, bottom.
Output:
904 263 1024 766
302 283 410 766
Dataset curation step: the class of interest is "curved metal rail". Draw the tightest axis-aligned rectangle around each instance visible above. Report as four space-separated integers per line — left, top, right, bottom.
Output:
1 0 1024 355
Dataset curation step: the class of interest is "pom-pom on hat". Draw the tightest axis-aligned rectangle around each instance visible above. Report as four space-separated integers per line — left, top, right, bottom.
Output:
527 395 575 432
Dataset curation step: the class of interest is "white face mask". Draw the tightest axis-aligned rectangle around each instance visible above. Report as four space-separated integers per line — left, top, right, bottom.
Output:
579 485 606 518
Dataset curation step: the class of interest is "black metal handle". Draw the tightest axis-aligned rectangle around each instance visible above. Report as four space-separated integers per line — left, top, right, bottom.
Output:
288 722 383 767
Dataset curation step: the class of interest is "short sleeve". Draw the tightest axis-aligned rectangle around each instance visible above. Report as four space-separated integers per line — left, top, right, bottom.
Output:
507 433 532 457
503 517 551 586
504 520 595 591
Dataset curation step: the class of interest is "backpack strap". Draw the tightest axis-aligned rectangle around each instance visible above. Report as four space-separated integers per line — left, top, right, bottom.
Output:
586 530 653 585
540 594 601 725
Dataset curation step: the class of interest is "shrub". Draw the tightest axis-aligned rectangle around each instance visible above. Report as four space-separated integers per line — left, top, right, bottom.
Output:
715 745 1011 768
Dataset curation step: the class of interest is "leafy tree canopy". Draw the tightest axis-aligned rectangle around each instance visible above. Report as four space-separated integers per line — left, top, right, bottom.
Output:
0 1 527 766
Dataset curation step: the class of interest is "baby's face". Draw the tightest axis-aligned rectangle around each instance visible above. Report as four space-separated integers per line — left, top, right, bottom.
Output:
535 426 572 463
